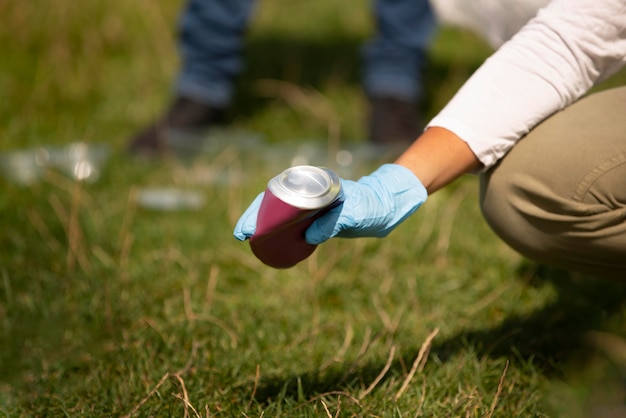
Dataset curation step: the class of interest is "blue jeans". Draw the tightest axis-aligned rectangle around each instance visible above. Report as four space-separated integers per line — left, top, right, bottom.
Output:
175 0 436 108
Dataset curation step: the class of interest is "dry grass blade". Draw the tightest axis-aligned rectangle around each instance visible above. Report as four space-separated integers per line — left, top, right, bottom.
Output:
320 322 354 371
68 181 90 272
338 329 388 385
463 283 512 317
321 399 333 418
1 268 13 305
254 78 336 125
372 294 404 334
486 360 509 418
48 189 91 273
26 208 63 252
204 264 220 310
334 396 342 418
173 374 201 418
394 328 439 401
173 393 201 418
246 364 261 411
298 391 361 410
121 342 200 418
183 313 239 348
359 345 396 399
120 372 170 418
179 278 238 348
435 185 471 263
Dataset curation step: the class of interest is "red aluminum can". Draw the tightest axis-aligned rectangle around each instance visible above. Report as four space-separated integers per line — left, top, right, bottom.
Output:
249 165 344 268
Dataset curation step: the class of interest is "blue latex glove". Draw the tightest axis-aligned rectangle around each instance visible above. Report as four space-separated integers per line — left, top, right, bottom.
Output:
233 192 264 241
233 164 428 244
305 163 428 244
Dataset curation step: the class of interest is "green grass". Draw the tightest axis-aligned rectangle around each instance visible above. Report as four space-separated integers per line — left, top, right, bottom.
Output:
2 1 626 416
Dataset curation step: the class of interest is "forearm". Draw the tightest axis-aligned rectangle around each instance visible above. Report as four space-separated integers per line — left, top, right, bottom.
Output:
394 127 481 193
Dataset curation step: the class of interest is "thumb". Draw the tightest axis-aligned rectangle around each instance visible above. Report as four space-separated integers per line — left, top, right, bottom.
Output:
305 204 344 245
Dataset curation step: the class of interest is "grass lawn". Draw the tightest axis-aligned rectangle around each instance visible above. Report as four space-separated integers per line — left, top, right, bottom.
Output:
2 1 626 416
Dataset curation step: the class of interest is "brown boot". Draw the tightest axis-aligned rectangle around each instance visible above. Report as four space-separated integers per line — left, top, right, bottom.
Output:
127 96 227 158
368 96 423 146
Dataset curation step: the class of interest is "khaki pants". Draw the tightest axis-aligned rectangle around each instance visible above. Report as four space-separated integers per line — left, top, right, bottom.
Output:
480 86 626 281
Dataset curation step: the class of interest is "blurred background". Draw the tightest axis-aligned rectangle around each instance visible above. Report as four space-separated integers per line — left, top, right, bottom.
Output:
1 1 625 416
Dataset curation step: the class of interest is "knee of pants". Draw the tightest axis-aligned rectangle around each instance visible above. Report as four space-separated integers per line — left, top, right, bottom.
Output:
479 86 626 278
479 161 626 277
479 169 552 263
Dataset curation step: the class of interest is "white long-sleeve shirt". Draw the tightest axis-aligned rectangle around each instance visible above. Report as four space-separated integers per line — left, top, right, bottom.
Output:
427 0 626 170
431 0 551 48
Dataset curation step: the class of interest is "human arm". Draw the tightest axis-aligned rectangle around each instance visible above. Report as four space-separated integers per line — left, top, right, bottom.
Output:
428 0 626 170
308 0 626 242
235 0 626 246
394 126 481 193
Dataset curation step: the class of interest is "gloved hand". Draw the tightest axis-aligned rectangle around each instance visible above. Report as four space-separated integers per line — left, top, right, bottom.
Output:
305 163 427 244
233 163 428 244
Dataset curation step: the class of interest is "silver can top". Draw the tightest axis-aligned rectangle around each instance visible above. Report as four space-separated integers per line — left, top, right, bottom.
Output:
268 165 342 209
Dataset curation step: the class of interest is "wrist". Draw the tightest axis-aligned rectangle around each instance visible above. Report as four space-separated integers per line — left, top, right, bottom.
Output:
395 127 482 193
375 163 428 200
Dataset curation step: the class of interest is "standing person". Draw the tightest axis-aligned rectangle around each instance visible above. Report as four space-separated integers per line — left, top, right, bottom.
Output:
128 0 437 157
235 0 626 280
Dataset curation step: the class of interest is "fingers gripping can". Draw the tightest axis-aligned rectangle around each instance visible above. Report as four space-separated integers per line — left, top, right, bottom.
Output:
250 165 344 268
